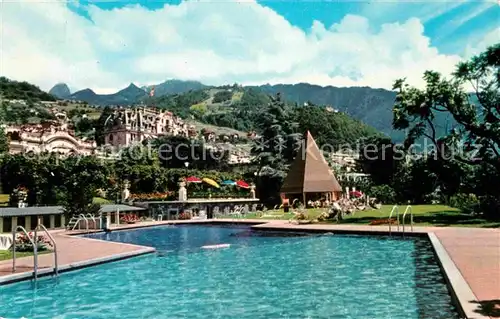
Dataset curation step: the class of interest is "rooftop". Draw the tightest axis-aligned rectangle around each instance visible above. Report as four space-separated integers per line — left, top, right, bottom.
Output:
0 204 145 217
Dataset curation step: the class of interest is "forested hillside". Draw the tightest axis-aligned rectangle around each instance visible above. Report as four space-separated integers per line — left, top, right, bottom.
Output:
0 77 56 102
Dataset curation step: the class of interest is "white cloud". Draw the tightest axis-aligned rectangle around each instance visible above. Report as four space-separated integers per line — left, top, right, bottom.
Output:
0 0 489 94
464 27 500 58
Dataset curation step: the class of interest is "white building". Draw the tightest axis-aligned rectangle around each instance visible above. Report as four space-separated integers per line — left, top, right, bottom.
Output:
5 112 96 156
104 108 189 147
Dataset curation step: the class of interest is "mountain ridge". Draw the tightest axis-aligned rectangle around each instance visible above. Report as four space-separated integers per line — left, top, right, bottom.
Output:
49 79 404 139
49 83 71 99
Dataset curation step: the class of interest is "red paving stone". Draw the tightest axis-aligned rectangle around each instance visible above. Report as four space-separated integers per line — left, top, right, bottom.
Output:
0 220 498 317
0 229 153 278
432 227 500 302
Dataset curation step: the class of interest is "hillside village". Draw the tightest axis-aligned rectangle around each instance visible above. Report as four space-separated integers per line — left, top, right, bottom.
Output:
1 77 367 171
1 99 256 165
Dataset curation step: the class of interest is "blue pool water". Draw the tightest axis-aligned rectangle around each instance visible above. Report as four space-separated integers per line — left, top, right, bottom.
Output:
1 225 459 319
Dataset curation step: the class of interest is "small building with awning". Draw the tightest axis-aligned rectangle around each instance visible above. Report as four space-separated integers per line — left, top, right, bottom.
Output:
0 204 145 233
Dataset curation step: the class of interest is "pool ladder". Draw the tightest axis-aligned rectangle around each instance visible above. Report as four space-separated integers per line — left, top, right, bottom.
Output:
388 205 413 237
12 224 58 282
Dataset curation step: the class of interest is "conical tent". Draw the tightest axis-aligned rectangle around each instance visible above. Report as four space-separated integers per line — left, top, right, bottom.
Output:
280 131 342 201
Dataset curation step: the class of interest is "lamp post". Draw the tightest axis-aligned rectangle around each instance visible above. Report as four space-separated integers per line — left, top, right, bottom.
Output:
184 161 189 178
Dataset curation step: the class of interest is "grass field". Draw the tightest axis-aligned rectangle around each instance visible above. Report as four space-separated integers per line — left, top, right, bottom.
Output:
0 195 112 206
231 91 244 102
0 194 9 206
238 205 500 228
0 250 51 261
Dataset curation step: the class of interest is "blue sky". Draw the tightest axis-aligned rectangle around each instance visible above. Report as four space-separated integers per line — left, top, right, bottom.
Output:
2 0 499 92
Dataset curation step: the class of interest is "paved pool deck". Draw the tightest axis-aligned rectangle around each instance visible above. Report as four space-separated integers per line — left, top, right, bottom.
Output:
0 219 498 319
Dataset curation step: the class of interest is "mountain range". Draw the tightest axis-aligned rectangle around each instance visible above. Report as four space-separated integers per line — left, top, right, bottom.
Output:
50 80 406 139
50 80 208 104
47 79 458 142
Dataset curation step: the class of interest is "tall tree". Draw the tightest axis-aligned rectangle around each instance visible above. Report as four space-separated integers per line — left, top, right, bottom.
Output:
61 156 108 219
251 93 301 177
0 105 8 155
251 93 301 205
392 44 500 216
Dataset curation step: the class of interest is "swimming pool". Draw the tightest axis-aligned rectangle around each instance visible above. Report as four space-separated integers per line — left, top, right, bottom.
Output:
1 225 459 318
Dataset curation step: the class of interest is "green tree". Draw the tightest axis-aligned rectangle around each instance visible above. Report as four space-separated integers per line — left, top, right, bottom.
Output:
392 44 500 216
251 93 301 176
60 156 108 219
94 106 114 145
251 93 301 205
294 105 382 150
212 90 233 103
0 106 8 155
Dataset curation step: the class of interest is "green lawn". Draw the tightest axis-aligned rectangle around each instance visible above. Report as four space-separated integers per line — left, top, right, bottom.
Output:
0 194 9 206
93 197 112 204
237 205 499 228
0 250 50 261
0 194 111 206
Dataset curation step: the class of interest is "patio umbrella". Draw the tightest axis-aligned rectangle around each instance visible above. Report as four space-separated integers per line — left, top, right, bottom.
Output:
236 180 250 189
185 176 202 183
202 178 220 188
350 190 363 198
221 180 236 186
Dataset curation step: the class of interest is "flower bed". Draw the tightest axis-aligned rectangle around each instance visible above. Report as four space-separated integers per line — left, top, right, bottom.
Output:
13 232 52 252
178 212 191 220
369 218 397 226
129 192 175 201
120 213 140 224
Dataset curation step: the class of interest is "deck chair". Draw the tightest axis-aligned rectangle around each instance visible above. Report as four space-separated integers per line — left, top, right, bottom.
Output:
241 204 250 217
213 206 221 219
192 210 207 220
229 205 242 218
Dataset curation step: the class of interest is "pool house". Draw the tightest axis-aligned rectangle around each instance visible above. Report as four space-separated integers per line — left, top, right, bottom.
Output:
0 204 145 233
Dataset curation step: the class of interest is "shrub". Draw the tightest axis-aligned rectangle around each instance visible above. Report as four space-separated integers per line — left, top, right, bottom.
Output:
121 213 140 224
368 185 396 204
129 192 175 201
449 193 480 214
13 233 52 252
178 212 191 220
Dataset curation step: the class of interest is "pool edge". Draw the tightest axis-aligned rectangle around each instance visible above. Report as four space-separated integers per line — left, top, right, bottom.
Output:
1 221 487 319
427 232 487 319
0 247 156 286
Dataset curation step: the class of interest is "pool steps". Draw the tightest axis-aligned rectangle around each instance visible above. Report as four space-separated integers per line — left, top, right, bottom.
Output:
388 205 413 237
11 223 59 282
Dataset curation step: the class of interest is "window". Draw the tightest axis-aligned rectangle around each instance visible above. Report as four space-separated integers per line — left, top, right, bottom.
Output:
17 216 26 230
3 217 12 233
43 215 50 227
54 215 62 228
30 215 39 230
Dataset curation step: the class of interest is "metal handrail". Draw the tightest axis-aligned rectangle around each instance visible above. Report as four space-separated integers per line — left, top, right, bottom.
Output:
86 213 100 229
402 205 413 236
12 226 38 281
74 214 89 232
388 205 400 235
34 224 58 276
